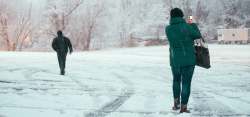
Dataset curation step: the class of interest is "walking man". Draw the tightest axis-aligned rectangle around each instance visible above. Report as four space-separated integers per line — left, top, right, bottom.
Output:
165 8 201 113
52 30 73 75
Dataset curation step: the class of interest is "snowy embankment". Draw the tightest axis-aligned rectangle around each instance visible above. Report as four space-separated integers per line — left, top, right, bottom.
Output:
0 45 250 117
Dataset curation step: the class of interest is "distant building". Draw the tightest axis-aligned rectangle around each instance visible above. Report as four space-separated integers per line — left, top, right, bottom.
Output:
217 29 250 44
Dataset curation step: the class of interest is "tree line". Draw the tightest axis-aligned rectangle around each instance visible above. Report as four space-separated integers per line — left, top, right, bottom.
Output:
0 0 249 51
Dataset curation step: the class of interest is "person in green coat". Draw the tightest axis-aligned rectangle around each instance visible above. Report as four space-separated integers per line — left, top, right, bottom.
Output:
165 8 201 113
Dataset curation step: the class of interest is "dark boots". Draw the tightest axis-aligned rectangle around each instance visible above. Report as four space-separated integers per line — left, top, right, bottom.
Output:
60 69 65 75
180 104 190 113
172 98 190 113
172 98 180 110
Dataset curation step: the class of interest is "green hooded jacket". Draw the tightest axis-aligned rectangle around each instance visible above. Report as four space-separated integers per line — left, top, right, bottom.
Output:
165 17 201 67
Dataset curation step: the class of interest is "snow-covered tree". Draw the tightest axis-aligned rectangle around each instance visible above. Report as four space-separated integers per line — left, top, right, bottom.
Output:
43 0 84 36
1 0 250 51
81 0 109 51
0 0 39 51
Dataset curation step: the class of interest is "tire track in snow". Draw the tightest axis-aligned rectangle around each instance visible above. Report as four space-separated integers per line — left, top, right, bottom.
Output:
191 68 250 116
66 74 116 114
17 68 54 91
85 72 135 117
0 69 42 94
23 69 41 79
0 68 75 95
191 85 249 116
67 74 89 90
197 84 250 115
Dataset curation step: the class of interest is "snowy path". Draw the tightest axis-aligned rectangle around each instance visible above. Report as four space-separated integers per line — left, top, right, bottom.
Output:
0 45 250 117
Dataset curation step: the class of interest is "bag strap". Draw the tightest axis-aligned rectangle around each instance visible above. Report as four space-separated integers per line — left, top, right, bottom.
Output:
194 32 202 45
200 36 205 43
194 40 199 45
194 35 206 45
194 35 205 52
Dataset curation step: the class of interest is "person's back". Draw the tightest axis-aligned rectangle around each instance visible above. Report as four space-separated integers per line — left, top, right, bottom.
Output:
52 34 72 55
52 30 73 75
165 8 200 113
57 35 66 54
166 17 200 67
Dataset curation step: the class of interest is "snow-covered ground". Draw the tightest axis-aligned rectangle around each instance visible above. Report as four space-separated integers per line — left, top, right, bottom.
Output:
0 45 250 117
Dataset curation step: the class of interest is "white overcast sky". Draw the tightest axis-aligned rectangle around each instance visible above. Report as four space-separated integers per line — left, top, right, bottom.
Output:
26 0 46 9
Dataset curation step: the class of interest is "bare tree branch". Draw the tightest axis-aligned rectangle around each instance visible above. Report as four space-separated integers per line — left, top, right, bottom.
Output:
49 29 57 37
64 0 84 18
82 1 108 51
219 0 228 9
15 4 32 44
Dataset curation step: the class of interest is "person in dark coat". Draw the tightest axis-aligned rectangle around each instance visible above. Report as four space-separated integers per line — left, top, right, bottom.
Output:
165 8 201 113
52 30 73 75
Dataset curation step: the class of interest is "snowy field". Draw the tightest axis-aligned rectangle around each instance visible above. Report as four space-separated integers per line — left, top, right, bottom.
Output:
0 45 250 117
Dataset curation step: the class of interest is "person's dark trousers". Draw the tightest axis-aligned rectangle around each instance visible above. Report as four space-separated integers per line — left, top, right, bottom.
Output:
171 65 195 104
57 53 67 74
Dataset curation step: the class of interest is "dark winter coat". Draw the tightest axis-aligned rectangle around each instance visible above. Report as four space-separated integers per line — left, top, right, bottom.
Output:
165 17 201 67
52 35 73 54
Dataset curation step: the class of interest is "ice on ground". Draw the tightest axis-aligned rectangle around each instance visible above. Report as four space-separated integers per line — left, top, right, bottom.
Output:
0 45 250 117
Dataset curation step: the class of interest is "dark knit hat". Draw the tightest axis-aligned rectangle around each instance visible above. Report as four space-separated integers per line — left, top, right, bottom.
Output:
57 30 63 35
170 8 184 18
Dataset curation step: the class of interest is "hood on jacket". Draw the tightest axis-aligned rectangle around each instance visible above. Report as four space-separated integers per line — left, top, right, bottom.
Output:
170 17 186 25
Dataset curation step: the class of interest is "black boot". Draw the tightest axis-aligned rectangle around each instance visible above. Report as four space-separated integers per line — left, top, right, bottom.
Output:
180 104 190 113
172 98 180 110
60 69 65 75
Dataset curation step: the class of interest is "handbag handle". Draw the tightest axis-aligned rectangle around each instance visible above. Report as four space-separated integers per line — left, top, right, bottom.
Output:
194 36 206 46
194 40 199 45
194 36 206 52
200 36 206 43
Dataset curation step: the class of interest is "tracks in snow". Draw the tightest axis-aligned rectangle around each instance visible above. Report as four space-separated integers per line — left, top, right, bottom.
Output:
191 84 250 116
85 72 135 117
